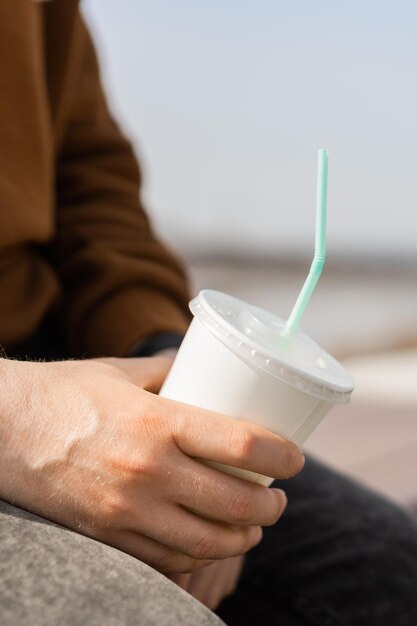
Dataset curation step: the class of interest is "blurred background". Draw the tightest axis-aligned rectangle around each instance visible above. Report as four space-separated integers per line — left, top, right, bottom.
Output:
84 0 417 510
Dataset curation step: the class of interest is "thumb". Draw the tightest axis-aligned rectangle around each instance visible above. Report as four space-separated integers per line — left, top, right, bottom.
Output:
113 356 174 393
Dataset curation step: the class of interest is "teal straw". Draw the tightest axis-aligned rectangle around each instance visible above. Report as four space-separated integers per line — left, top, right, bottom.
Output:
285 149 328 334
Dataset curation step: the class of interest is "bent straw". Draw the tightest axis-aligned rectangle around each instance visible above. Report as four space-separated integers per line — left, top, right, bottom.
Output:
285 149 328 334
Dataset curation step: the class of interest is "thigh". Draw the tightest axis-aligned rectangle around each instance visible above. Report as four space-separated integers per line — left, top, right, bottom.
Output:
0 500 224 626
216 456 417 626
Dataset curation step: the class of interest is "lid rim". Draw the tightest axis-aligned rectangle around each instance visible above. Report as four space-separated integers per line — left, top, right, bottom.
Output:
190 290 355 405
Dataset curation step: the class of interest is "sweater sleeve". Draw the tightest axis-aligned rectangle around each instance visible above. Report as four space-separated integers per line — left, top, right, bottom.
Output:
51 12 191 358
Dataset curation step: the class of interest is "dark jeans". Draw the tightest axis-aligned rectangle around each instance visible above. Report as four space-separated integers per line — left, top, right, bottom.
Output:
216 462 417 625
3 326 417 625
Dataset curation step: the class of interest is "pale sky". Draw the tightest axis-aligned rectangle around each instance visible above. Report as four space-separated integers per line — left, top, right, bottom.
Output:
83 0 417 259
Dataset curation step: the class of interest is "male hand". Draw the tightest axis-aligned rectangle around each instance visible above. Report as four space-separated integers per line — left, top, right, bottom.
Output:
0 356 303 574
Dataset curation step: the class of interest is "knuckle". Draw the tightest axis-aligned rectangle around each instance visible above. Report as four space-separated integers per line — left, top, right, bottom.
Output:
136 451 160 476
190 531 217 560
229 427 256 461
115 451 158 480
168 405 187 443
99 492 129 528
151 547 193 574
148 545 178 573
147 550 169 572
229 490 255 523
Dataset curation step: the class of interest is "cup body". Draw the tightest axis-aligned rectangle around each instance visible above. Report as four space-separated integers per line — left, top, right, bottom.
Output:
160 317 333 486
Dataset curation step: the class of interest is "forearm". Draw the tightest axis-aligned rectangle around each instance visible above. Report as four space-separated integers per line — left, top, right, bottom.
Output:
50 11 191 358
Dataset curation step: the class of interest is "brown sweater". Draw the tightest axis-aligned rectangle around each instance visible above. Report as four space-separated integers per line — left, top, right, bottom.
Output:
0 0 191 357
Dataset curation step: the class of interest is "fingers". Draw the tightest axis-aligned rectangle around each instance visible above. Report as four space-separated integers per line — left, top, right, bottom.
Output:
171 454 287 527
204 556 243 609
186 556 244 610
162 397 305 480
223 554 245 596
186 561 221 607
124 501 263 563
91 527 213 575
159 504 263 561
95 498 261 572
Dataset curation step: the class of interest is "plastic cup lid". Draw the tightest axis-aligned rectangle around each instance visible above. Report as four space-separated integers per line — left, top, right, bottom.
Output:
190 290 355 405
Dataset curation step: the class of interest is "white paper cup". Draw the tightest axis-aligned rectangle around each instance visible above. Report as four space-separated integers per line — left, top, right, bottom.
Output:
160 290 354 486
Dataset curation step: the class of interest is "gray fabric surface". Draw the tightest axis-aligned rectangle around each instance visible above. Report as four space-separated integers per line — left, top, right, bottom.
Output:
0 500 224 626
